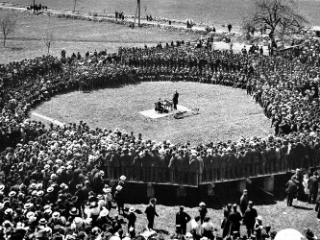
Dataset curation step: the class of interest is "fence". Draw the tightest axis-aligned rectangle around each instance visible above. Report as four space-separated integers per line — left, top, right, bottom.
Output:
101 166 199 186
101 156 310 186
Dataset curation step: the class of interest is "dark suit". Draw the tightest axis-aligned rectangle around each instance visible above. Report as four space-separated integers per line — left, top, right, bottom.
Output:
145 203 158 229
176 211 191 234
173 92 179 110
285 179 297 206
308 176 318 203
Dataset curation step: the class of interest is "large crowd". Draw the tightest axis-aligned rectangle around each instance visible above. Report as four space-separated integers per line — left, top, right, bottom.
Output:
0 34 320 239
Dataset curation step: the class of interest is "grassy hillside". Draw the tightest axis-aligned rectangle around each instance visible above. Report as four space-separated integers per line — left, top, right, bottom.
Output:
0 10 199 63
4 0 320 26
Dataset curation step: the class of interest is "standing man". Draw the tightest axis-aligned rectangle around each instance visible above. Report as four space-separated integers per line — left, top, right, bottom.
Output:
285 178 298 207
243 201 258 238
239 189 249 216
176 206 191 234
308 171 318 204
145 198 159 230
172 89 179 110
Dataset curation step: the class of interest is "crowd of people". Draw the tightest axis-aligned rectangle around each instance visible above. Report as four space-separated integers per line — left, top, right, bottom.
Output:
0 31 320 239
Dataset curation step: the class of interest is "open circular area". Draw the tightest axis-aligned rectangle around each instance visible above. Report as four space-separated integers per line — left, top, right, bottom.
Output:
31 81 272 144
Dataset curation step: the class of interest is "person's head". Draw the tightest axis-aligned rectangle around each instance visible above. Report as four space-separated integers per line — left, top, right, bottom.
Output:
204 217 210 223
150 198 157 205
179 206 184 212
248 201 254 209
243 189 248 195
232 204 237 210
265 224 271 233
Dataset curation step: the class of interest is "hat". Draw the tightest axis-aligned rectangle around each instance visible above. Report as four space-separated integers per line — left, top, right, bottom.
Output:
8 191 16 197
99 208 109 217
39 218 47 225
116 185 122 191
44 208 53 215
37 190 44 197
120 175 126 181
24 203 33 210
103 188 112 193
47 187 54 193
26 211 35 219
256 216 263 221
185 232 193 238
69 207 79 216
199 202 206 207
97 195 103 200
129 207 135 213
4 208 13 215
0 184 5 191
44 164 50 170
52 211 60 219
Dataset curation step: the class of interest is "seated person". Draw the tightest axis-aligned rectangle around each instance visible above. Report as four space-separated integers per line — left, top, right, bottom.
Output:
155 98 164 113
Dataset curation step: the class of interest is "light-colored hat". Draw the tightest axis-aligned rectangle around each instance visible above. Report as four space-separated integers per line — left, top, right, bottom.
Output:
129 207 135 213
120 175 126 181
47 187 54 193
8 191 16 197
99 208 109 217
103 188 112 193
52 211 60 219
256 215 263 221
26 211 35 219
116 185 122 191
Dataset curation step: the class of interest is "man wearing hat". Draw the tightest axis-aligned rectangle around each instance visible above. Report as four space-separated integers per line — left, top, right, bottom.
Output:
126 207 137 237
114 185 125 215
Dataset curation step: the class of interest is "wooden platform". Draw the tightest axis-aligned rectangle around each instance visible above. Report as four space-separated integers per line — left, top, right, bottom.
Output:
139 105 191 119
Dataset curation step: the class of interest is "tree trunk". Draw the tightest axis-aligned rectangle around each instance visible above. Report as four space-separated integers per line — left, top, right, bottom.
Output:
73 0 77 12
269 29 277 49
3 35 6 47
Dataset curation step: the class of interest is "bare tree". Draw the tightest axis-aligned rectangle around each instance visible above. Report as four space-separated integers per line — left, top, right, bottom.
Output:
43 30 55 55
242 0 308 48
0 11 17 47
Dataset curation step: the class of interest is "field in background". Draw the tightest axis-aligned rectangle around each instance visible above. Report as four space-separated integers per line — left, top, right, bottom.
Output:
0 11 199 63
5 0 320 27
31 82 272 145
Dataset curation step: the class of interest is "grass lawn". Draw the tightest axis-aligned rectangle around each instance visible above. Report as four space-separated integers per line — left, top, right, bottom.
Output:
4 0 320 26
111 200 320 237
31 82 272 145
0 10 200 63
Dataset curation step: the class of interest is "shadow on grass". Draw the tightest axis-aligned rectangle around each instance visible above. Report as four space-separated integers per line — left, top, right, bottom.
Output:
8 47 24 51
292 205 314 210
154 228 170 235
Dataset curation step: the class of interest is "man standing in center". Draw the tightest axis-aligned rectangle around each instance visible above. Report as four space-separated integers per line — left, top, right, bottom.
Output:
172 89 179 110
145 198 159 230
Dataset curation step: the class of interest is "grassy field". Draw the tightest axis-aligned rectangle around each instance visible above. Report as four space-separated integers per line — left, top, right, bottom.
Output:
112 200 320 237
31 82 272 145
0 10 199 63
5 0 320 26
